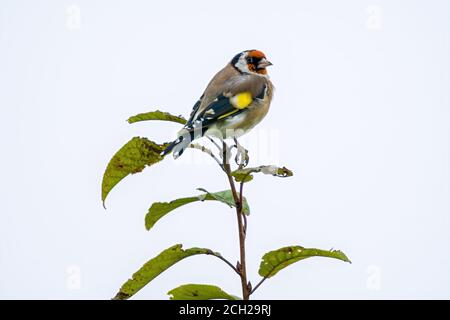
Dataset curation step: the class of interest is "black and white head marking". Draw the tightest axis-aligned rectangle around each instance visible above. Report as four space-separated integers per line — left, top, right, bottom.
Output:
231 51 269 78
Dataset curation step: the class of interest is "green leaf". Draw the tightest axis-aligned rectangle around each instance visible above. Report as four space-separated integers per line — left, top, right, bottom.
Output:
259 246 351 278
167 284 239 300
113 244 211 300
145 196 199 230
101 137 169 205
231 171 254 182
127 110 187 125
145 189 250 230
197 188 250 215
231 165 293 183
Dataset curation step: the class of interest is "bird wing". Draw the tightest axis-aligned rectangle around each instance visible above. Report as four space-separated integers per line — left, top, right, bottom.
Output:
188 82 267 130
185 67 267 129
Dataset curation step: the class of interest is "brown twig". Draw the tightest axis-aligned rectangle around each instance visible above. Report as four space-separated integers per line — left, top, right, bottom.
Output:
240 180 247 235
207 250 240 276
222 140 250 300
188 143 224 170
249 276 268 295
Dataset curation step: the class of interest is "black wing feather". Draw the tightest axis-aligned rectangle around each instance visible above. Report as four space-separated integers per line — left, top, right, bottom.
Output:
189 84 266 129
190 94 242 129
185 94 204 128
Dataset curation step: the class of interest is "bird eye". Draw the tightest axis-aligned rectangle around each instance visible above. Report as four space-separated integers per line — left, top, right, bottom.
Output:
246 57 254 64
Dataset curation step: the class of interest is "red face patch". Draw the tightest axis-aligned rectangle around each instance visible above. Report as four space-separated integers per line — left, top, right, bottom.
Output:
248 50 266 59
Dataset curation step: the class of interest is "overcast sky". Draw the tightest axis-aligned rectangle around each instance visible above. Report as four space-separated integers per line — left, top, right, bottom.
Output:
0 0 449 299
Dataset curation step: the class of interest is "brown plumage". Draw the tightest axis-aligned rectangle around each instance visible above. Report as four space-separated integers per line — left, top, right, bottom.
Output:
194 64 271 120
162 49 274 158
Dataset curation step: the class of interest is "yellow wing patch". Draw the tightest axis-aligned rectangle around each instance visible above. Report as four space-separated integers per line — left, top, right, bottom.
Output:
231 92 253 109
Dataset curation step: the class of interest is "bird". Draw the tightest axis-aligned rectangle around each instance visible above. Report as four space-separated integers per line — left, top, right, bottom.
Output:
162 49 274 159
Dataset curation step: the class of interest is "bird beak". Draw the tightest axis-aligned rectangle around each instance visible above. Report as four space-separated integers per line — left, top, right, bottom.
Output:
258 58 273 68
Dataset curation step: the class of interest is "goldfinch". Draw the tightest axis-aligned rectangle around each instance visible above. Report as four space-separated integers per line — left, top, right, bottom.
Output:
162 49 274 158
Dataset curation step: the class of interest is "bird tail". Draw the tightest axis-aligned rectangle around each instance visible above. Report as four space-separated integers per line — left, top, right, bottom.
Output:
161 127 205 159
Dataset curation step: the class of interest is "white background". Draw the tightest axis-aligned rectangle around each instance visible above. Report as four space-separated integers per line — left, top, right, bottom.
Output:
0 0 449 299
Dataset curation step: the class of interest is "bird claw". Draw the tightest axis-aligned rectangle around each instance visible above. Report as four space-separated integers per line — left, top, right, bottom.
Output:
236 149 249 168
233 140 249 168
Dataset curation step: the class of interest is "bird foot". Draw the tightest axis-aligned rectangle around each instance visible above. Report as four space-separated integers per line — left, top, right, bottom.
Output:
233 139 249 168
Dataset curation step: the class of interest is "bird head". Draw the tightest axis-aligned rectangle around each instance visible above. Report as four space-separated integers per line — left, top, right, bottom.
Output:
231 50 273 76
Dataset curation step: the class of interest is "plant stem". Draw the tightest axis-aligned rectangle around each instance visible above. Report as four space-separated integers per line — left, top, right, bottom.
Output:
249 277 268 295
188 144 224 170
222 141 250 300
207 250 240 276
239 181 247 234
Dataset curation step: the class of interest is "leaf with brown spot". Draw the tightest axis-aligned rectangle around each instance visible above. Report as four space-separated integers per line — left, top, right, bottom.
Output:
113 244 213 300
167 284 239 300
259 245 351 278
101 137 170 205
